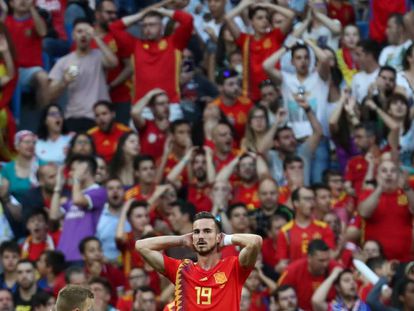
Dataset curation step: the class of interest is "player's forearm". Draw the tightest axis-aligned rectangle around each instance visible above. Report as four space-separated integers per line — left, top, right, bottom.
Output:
215 156 239 182
311 271 337 311
231 234 262 248
266 3 295 19
136 235 185 251
94 36 119 68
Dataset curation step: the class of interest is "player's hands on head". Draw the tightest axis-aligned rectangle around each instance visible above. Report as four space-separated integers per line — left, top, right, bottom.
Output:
182 232 195 249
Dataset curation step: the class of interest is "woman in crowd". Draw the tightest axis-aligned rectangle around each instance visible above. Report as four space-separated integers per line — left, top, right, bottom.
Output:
336 24 360 86
36 104 73 164
241 104 269 152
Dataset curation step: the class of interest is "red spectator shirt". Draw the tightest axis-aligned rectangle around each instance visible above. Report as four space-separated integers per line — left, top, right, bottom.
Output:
87 123 131 163
213 149 239 173
345 155 368 197
91 32 131 103
162 152 188 185
109 11 193 103
359 188 413 262
188 183 213 213
235 28 285 101
278 258 338 311
278 186 291 205
327 1 355 27
262 237 278 268
276 220 336 262
124 184 154 201
5 16 43 67
139 120 167 161
162 255 252 310
116 231 145 276
211 96 253 144
232 181 260 210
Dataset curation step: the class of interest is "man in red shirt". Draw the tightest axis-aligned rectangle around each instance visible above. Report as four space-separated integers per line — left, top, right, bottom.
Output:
4 0 49 106
125 155 156 201
216 153 269 210
135 211 262 310
110 5 193 120
131 89 169 161
358 160 414 262
327 0 355 27
210 69 253 145
276 187 336 270
278 239 338 311
87 101 131 163
94 0 133 124
225 0 294 101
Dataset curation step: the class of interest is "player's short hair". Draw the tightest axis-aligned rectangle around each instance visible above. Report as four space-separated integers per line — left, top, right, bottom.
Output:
193 211 222 232
79 236 101 254
93 100 115 113
308 239 329 256
56 285 94 311
127 200 149 220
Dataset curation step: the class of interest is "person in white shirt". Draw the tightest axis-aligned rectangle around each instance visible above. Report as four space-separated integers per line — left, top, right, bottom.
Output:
379 13 412 71
351 39 380 104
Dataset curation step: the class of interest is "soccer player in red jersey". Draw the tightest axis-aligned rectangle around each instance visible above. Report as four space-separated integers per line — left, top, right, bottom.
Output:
135 211 262 310
210 69 253 145
276 187 336 271
358 160 414 262
109 5 193 119
278 239 339 311
132 89 169 161
87 101 131 163
225 0 294 101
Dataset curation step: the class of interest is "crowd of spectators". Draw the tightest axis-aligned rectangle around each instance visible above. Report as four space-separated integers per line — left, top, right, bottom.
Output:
0 0 414 309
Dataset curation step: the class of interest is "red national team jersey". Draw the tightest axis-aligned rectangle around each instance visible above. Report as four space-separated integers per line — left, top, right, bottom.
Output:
213 149 240 173
162 255 252 310
235 28 285 101
211 96 253 144
124 184 154 201
116 231 145 276
5 16 43 67
278 258 338 311
232 181 260 210
139 120 167 161
91 32 131 103
359 188 413 261
276 220 336 262
162 152 189 186
277 186 291 205
109 11 193 103
344 155 368 197
87 123 131 163
326 1 355 26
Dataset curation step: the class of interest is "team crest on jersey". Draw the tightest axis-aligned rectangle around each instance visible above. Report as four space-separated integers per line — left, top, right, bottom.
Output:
159 39 168 50
398 194 408 206
143 43 149 50
213 272 227 284
263 38 272 49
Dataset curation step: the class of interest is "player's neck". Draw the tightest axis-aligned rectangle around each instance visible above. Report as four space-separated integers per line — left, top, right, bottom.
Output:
197 253 221 270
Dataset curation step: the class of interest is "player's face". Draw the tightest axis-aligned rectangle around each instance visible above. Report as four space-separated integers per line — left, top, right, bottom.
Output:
106 179 124 208
94 105 114 132
277 288 298 311
337 272 357 299
292 49 310 76
192 219 220 256
141 16 163 41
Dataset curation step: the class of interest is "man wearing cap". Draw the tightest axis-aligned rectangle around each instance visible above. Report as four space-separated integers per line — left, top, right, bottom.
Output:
209 69 253 146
